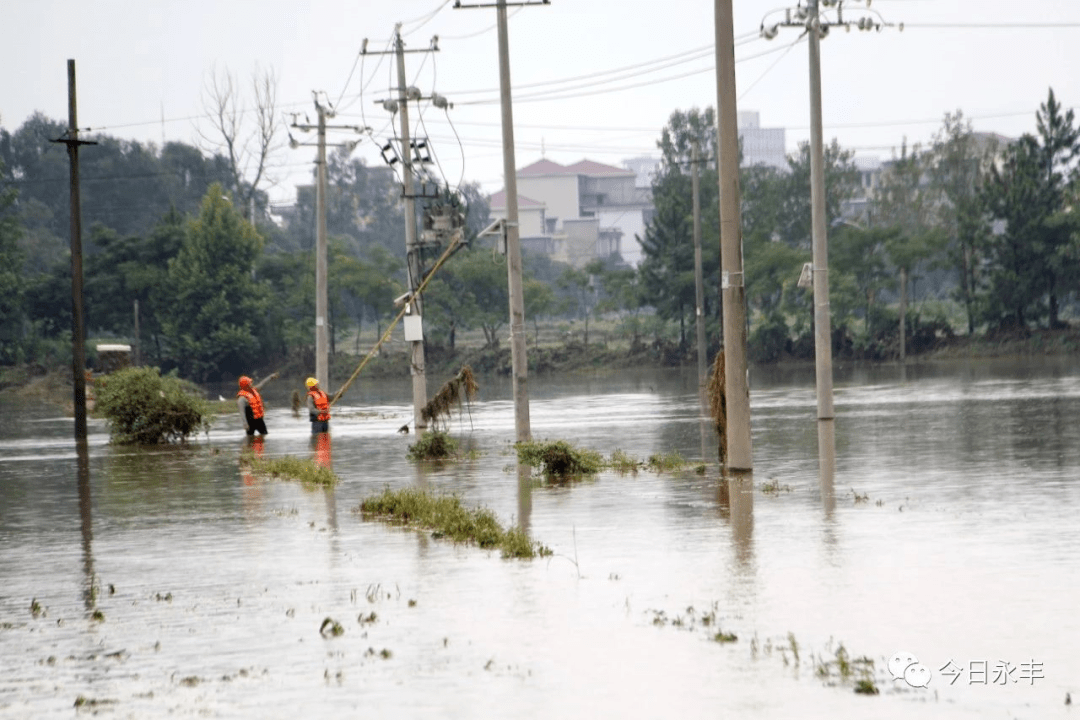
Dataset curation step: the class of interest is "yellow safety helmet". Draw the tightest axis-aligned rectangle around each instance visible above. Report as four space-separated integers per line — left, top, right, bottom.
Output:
305 377 319 388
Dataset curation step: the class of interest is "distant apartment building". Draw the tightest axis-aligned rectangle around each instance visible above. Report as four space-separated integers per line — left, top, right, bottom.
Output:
489 158 655 268
738 111 787 170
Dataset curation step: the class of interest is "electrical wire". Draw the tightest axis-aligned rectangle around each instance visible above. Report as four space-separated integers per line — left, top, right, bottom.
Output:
739 34 804 101
400 0 452 36
439 6 523 39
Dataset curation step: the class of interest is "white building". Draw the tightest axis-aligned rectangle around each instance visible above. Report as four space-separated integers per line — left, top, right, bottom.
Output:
489 158 654 268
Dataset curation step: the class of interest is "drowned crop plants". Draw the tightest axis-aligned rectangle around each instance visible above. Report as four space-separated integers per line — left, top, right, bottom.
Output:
240 449 338 486
408 430 459 461
515 440 603 479
357 487 551 559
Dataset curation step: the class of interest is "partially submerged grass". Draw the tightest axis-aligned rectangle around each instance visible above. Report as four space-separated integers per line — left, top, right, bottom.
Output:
357 487 551 559
408 430 459 461
516 440 603 479
608 448 641 474
240 448 338 486
646 451 686 473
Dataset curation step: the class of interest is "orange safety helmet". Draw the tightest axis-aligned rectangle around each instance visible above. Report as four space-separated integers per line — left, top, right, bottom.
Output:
239 375 253 388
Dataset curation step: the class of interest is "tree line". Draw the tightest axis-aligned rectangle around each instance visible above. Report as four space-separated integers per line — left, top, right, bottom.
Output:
2 89 1078 381
638 88 1080 362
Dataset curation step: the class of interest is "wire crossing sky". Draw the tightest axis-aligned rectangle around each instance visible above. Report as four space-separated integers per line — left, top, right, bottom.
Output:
4 0 1079 205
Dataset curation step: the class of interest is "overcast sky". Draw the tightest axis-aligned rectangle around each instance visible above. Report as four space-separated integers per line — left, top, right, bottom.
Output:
4 0 1079 209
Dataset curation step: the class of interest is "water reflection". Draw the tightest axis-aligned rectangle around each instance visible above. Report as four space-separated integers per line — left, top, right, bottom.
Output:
724 469 754 570
76 438 94 612
517 461 532 533
817 419 836 517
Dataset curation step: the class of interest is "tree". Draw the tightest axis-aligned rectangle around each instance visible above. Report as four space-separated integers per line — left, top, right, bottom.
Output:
929 111 993 335
159 184 271 380
872 142 942 358
424 246 508 350
0 157 25 363
198 65 281 222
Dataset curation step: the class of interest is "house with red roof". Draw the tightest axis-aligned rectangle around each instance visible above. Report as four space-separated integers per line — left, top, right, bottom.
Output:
489 157 655 268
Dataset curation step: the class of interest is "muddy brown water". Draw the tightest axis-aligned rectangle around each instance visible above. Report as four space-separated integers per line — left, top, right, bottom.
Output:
1 359 1077 718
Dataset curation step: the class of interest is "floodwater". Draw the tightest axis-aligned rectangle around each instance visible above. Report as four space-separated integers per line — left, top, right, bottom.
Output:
1 359 1077 718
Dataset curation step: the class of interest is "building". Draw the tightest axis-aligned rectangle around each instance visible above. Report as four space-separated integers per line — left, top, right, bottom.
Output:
738 111 787 171
489 158 655 268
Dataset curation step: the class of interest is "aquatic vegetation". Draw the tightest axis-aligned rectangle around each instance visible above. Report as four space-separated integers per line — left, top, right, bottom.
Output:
516 439 602 479
761 479 793 494
30 598 43 618
357 487 552 559
608 449 641 474
358 612 377 626
93 367 211 444
320 617 344 637
852 489 870 503
240 448 338 486
854 678 880 695
712 631 738 643
646 451 685 472
407 430 459 461
90 610 105 622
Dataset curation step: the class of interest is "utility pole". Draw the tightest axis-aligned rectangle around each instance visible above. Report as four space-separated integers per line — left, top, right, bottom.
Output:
691 142 708 396
362 32 447 432
455 0 548 443
289 96 364 390
761 0 900 435
396 30 428 431
714 0 753 471
50 60 96 442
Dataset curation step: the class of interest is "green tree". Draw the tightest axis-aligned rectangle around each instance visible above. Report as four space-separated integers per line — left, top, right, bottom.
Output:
425 246 508 349
159 184 271 380
0 157 25 363
929 111 993 335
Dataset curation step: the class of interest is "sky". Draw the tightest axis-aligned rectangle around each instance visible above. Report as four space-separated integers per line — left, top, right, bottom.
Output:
4 0 1080 212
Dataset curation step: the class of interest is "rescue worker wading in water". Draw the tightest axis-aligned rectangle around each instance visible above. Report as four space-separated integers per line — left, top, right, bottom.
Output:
237 373 277 436
306 377 331 434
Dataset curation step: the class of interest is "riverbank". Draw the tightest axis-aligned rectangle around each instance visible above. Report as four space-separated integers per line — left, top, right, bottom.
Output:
4 327 1077 407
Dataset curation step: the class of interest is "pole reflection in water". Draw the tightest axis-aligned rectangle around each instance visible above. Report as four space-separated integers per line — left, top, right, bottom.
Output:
817 419 836 517
76 437 95 612
720 469 754 569
516 460 532 534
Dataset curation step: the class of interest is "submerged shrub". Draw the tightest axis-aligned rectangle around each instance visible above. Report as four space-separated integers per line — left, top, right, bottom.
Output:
516 439 602 478
94 367 210 444
408 430 458 461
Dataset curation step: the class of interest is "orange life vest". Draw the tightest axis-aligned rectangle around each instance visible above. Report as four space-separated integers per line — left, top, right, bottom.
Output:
307 387 330 422
238 387 264 419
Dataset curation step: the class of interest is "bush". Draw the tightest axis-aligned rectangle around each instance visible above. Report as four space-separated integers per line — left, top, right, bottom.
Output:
408 430 459 460
94 367 211 444
516 439 602 478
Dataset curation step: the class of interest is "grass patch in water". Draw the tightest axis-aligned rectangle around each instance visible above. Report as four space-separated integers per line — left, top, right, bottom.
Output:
407 430 459 461
241 449 337 486
646 451 686 472
516 440 602 479
358 487 551 559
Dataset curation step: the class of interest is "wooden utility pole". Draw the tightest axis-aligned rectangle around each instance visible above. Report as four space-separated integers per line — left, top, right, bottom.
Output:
51 60 96 442
714 0 753 470
455 0 548 443
691 142 708 395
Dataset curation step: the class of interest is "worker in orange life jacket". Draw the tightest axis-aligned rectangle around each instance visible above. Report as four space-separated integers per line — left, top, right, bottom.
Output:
237 373 277 436
305 377 331 434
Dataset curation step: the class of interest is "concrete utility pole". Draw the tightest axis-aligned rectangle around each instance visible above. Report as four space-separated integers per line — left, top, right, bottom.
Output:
714 0 753 471
691 142 708 395
50 59 96 442
316 103 329 388
289 96 364 390
761 1 900 433
455 0 548 443
395 30 429 432
807 2 835 422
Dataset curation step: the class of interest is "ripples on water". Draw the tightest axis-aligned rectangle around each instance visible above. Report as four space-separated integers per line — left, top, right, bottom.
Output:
1 359 1077 718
